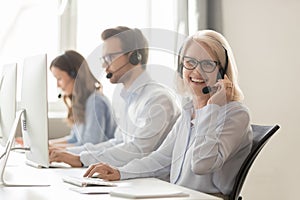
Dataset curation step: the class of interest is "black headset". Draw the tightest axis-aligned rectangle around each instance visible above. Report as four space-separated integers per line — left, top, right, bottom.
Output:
128 29 142 66
69 70 77 79
177 43 228 81
129 50 142 65
63 53 77 79
177 45 184 78
217 47 228 80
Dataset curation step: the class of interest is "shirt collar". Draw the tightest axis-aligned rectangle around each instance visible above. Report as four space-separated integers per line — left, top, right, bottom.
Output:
120 71 152 100
182 97 194 111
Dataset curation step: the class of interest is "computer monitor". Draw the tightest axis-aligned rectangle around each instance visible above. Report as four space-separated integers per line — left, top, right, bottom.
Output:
20 54 50 168
0 63 17 146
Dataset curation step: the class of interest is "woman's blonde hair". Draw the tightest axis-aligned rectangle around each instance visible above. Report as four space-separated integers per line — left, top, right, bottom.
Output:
176 30 244 101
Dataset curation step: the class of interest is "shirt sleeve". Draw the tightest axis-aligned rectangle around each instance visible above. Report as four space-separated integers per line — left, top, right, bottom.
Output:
79 91 179 167
191 103 251 174
68 93 116 147
65 126 78 144
118 116 182 180
80 93 116 144
68 136 120 154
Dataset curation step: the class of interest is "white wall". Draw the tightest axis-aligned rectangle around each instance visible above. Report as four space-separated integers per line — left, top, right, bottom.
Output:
223 0 300 199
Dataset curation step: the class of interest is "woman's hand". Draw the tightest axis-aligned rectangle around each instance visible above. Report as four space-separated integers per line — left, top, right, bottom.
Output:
83 163 121 181
15 137 24 146
208 75 234 106
49 148 82 167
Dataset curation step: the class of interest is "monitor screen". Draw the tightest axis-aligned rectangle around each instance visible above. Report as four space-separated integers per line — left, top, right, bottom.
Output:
21 54 50 168
0 63 17 146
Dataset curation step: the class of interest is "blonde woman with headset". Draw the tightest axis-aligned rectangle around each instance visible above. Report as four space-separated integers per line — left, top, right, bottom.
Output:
83 30 253 200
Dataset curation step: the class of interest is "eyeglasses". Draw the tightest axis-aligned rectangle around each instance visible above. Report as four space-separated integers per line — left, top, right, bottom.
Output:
100 51 126 65
182 56 220 73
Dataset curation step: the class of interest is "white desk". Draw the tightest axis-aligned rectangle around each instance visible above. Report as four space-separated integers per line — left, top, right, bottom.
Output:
0 152 221 200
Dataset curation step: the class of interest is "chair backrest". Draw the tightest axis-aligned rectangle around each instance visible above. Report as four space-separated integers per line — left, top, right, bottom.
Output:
229 124 280 200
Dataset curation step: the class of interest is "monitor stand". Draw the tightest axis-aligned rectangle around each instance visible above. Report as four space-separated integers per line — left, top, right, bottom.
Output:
0 109 49 187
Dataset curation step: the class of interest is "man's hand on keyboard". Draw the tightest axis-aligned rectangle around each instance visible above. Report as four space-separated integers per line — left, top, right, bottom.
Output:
83 163 120 181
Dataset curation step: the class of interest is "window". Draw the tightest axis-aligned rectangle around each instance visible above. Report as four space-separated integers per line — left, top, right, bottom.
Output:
0 0 59 102
0 0 178 110
76 0 177 100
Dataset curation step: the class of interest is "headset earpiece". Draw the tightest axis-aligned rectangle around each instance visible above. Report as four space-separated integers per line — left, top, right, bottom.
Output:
177 45 183 78
217 47 229 80
69 70 77 79
217 67 224 80
129 50 142 65
63 53 77 79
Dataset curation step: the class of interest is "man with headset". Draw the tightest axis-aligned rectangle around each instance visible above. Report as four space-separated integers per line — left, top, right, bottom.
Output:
49 26 180 168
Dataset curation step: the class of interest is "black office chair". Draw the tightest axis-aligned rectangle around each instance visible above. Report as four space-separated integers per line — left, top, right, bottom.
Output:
229 124 280 200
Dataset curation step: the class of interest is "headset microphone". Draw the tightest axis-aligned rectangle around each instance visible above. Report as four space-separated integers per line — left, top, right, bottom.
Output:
57 88 63 99
57 75 75 98
202 86 212 94
106 61 130 79
202 86 218 94
106 73 113 79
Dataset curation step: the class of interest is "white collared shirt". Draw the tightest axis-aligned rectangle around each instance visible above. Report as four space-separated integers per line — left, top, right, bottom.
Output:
78 71 180 167
118 100 253 195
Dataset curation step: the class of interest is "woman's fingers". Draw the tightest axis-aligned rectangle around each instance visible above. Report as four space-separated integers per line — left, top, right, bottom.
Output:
208 74 234 105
